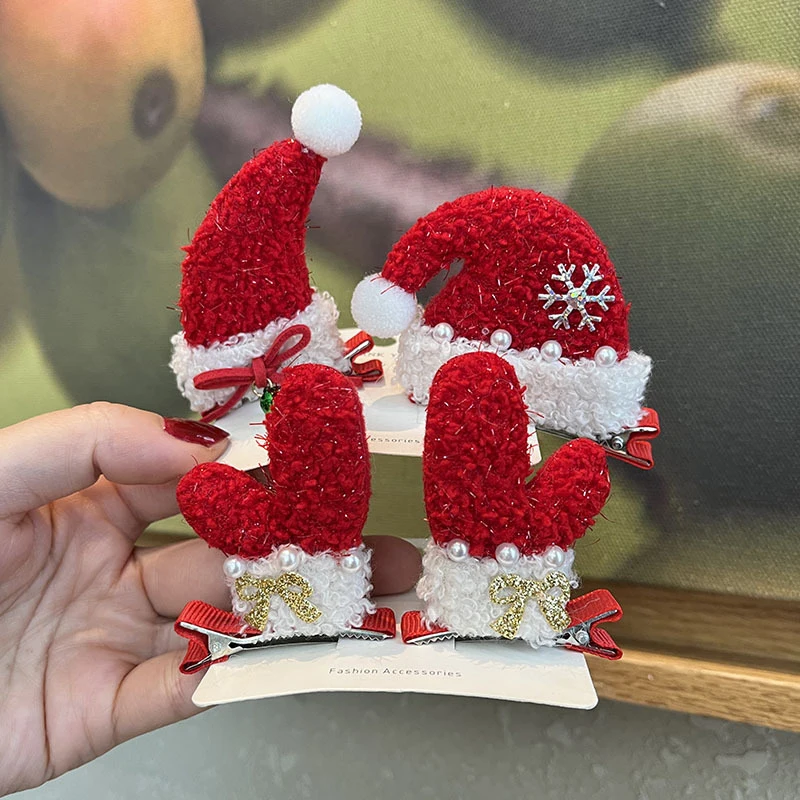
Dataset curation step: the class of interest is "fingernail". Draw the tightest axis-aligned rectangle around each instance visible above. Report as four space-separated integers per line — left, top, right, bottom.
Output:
163 417 230 446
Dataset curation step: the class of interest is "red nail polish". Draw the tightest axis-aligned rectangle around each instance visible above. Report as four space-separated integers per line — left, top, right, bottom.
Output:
163 417 229 446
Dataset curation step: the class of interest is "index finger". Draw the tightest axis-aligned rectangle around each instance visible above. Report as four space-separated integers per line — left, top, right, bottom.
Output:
0 402 228 520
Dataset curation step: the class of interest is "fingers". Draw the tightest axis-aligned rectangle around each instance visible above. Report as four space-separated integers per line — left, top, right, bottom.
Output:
76 477 183 541
112 480 182 528
0 403 229 520
111 650 205 746
138 539 229 619
365 535 421 595
112 540 417 746
140 535 422 620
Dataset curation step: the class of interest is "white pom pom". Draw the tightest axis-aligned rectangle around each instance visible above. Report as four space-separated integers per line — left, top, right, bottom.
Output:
291 84 361 158
351 274 418 338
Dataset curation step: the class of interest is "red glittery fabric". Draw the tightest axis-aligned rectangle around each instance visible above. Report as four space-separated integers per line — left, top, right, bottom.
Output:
383 187 630 359
179 138 322 347
423 352 532 557
176 364 370 558
423 352 611 557
527 437 610 552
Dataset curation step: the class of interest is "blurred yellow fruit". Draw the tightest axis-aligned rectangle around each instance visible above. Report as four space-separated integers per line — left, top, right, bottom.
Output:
0 0 205 209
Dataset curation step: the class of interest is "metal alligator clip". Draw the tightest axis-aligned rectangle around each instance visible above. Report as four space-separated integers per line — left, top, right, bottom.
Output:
175 600 396 673
342 331 384 384
177 621 338 673
556 589 623 660
401 588 623 660
541 407 660 470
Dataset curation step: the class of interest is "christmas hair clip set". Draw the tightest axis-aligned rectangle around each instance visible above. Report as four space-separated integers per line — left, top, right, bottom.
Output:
169 84 382 425
167 83 656 681
168 83 658 469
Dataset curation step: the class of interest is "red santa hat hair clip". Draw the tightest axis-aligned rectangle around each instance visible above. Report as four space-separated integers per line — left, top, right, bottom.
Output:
351 187 659 468
170 84 372 422
173 363 395 673
401 352 623 659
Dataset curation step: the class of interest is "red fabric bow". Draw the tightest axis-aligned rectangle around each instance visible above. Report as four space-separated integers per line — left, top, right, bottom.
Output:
194 325 312 423
193 327 384 423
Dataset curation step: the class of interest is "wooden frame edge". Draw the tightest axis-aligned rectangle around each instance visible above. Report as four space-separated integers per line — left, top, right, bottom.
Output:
590 647 800 732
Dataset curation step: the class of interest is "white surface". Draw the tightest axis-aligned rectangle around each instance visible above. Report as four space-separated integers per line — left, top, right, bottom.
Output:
192 590 596 710
220 545 374 640
215 329 541 470
416 542 577 646
20 697 800 800
170 291 346 414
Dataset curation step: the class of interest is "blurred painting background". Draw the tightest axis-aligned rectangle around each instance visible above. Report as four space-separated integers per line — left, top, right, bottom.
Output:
0 0 798 600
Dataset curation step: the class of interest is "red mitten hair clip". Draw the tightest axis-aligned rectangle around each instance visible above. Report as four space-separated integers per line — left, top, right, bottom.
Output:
170 84 362 419
352 187 659 468
175 363 393 670
403 352 623 658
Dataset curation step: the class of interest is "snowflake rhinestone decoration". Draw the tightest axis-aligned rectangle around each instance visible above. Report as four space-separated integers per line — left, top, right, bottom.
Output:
538 263 616 331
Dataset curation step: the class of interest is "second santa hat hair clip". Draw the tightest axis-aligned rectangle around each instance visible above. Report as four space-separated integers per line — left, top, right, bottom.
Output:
352 187 659 468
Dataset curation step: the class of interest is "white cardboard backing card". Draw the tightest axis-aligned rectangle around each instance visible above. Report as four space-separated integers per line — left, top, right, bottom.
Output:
192 589 597 710
213 329 541 470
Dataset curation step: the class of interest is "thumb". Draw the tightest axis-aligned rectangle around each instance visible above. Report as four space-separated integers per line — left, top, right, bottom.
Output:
0 403 229 520
110 651 205 745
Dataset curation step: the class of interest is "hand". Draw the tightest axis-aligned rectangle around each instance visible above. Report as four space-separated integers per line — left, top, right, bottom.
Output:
0 403 420 795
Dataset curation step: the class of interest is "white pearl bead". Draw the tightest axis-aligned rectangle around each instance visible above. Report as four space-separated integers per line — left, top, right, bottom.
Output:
223 556 246 579
540 340 562 363
544 546 566 568
495 542 520 567
490 328 513 351
432 322 454 343
594 345 618 367
446 538 470 562
277 546 301 571
341 552 363 572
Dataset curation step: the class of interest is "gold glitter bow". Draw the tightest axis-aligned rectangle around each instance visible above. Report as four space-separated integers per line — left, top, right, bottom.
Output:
488 571 572 639
234 572 322 631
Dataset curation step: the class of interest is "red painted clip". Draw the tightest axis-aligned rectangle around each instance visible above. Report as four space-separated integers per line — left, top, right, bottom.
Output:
343 331 384 385
541 407 660 470
175 600 396 673
600 407 660 470
400 611 454 645
400 588 623 660
556 589 623 660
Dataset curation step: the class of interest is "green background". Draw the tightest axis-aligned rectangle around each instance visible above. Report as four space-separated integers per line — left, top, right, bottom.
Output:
1 0 798 599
